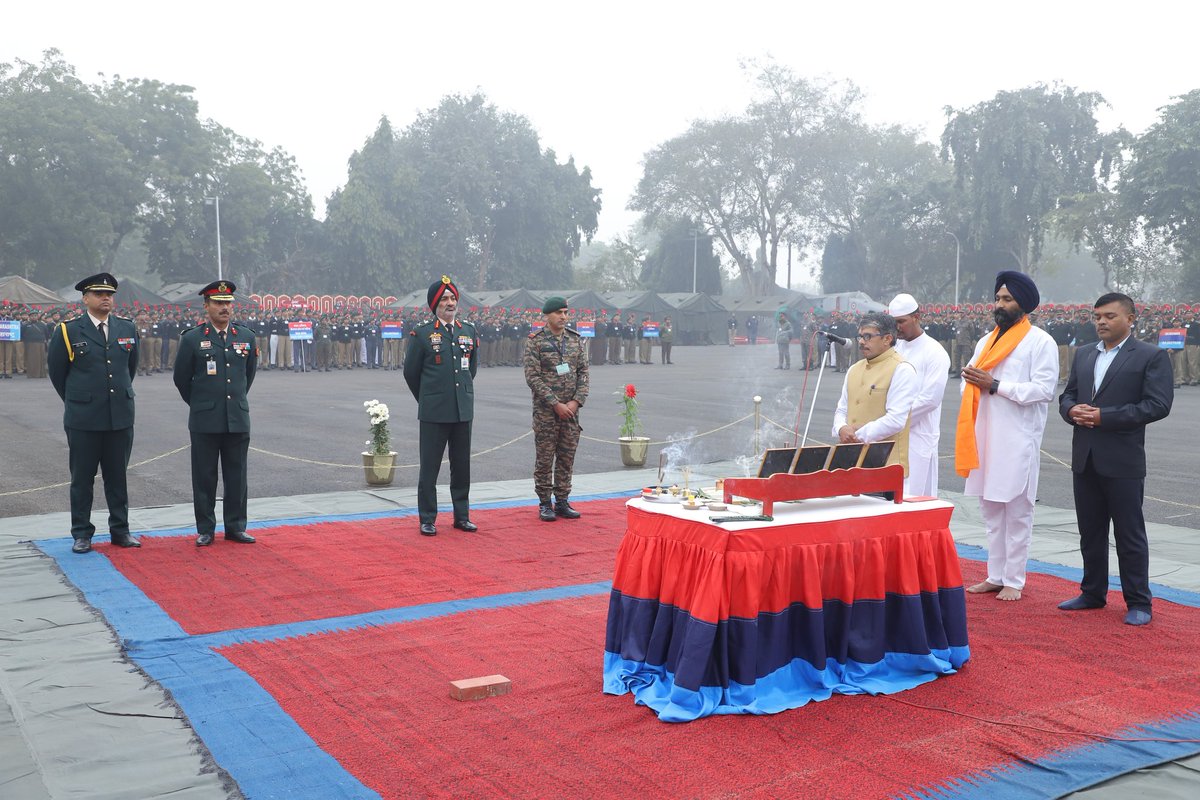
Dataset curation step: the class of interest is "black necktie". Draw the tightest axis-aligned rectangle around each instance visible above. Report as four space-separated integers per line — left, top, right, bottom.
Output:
98 321 107 342
219 329 226 344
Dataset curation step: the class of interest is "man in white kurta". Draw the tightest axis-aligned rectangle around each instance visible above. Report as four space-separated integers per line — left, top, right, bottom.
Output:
891 293 951 498
832 313 918 475
958 272 1059 602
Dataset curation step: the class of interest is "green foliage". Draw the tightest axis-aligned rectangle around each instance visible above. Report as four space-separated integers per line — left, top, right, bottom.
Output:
0 50 314 290
631 63 861 294
1123 89 1200 296
639 219 721 293
325 94 600 294
941 83 1122 282
573 235 646 291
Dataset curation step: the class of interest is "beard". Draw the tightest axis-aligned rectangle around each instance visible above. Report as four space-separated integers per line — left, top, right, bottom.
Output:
993 306 1021 328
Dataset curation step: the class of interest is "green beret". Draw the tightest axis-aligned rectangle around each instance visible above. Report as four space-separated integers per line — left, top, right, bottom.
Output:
542 296 568 314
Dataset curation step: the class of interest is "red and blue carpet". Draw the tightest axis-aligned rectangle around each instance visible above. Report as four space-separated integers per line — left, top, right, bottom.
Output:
38 495 1200 799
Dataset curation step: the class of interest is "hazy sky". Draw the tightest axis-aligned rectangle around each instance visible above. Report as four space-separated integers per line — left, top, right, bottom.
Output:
7 1 1198 246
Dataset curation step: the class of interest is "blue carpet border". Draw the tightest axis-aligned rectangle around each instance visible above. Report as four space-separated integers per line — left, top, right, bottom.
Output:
33 492 1200 800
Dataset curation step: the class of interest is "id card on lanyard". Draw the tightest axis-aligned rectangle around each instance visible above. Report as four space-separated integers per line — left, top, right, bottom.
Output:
552 334 570 375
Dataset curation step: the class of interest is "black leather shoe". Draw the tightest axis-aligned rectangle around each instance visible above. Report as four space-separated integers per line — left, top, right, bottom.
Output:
453 519 478 532
538 503 556 522
71 538 93 554
420 522 437 536
1058 595 1105 611
196 533 214 547
110 533 141 548
224 531 256 544
1124 608 1152 626
555 500 581 519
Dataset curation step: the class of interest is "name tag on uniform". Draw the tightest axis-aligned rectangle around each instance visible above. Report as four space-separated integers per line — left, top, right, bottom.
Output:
556 363 570 375
207 360 217 376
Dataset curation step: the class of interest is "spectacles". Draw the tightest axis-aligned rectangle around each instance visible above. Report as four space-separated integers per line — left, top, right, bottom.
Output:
856 332 883 341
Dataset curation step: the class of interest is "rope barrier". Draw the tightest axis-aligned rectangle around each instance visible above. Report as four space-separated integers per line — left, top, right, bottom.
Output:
580 413 755 447
0 443 191 497
248 430 534 469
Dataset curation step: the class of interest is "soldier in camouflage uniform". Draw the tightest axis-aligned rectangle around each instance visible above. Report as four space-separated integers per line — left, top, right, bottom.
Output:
524 296 589 522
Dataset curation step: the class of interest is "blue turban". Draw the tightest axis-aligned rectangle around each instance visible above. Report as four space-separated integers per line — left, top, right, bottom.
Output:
994 271 1040 314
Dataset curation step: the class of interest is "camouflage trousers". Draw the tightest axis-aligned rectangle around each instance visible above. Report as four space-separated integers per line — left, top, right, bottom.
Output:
533 407 581 502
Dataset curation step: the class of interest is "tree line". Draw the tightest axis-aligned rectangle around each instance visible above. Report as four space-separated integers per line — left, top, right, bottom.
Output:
4 51 1200 301
631 61 1200 301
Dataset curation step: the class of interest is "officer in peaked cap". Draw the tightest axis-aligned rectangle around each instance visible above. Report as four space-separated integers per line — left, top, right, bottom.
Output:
173 280 259 546
47 272 142 553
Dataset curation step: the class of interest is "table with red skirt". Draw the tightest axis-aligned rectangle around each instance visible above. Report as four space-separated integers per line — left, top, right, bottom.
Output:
603 495 970 722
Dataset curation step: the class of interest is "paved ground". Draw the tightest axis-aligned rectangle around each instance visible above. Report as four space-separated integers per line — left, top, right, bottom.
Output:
2 458 1198 799
3 343 1197 528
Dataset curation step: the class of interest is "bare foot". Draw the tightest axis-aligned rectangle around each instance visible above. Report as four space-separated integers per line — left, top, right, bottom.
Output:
967 581 1003 594
996 587 1022 601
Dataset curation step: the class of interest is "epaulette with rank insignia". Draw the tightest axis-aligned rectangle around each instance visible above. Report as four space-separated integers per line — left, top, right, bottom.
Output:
565 327 580 336
528 330 539 339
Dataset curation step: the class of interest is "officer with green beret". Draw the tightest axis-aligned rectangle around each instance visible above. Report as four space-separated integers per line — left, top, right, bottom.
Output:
524 296 589 522
173 280 258 547
48 273 142 553
403 276 480 536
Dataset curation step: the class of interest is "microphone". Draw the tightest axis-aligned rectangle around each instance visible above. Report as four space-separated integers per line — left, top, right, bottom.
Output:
819 329 850 346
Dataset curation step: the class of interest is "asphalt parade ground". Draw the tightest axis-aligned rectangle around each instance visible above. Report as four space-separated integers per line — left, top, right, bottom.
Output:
2 341 1197 529
3 340 1200 799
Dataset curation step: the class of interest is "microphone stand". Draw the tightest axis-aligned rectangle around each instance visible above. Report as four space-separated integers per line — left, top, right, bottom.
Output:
800 331 846 447
800 348 831 447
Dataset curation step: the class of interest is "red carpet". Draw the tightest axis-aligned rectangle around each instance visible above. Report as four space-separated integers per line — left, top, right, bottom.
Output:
218 559 1200 799
99 498 1200 797
104 499 627 634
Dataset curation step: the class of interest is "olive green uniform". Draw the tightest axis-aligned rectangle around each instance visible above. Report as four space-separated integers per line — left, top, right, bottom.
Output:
47 314 139 542
173 322 258 538
523 327 589 503
403 318 479 525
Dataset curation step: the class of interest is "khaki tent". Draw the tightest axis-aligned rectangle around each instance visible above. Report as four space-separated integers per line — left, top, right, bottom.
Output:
0 275 71 307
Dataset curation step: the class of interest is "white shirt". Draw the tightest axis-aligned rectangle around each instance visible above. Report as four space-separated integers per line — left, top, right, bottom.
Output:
1093 334 1130 394
87 312 109 339
895 332 951 446
832 354 919 442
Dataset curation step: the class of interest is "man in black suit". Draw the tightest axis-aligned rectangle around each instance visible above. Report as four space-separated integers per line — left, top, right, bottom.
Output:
173 280 258 547
403 276 479 536
47 273 142 553
1058 292 1173 626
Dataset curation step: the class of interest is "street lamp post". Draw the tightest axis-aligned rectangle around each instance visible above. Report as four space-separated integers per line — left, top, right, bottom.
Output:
205 196 223 280
691 229 699 293
946 231 960 306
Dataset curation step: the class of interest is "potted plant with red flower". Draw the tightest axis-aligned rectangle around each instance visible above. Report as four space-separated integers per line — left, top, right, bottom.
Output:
618 383 649 467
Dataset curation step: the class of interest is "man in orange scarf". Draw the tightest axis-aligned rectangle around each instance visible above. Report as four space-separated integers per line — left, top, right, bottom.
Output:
955 271 1059 602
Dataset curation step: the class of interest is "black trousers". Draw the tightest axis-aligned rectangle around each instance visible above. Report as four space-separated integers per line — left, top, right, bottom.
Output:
1073 455 1151 610
417 420 471 524
66 426 134 540
190 431 250 537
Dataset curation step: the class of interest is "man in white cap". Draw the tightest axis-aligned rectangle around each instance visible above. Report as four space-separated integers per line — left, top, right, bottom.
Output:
890 293 951 497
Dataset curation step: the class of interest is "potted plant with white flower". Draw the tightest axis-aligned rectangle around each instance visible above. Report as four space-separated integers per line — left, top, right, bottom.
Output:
362 399 397 485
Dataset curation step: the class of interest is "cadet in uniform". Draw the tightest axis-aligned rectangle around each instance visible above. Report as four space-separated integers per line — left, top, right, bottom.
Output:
524 296 590 522
47 273 141 553
173 281 258 546
404 276 480 536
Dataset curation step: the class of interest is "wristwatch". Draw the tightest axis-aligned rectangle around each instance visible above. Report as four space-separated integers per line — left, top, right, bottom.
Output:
988 380 999 395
